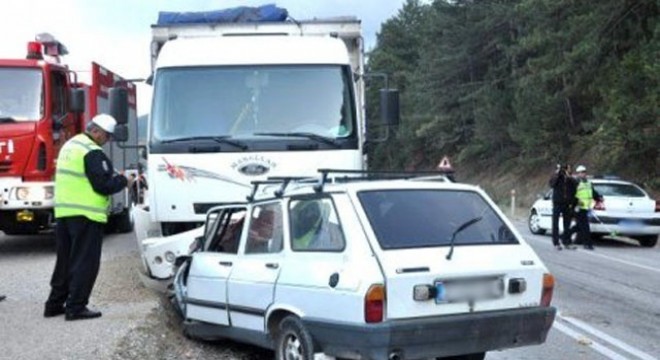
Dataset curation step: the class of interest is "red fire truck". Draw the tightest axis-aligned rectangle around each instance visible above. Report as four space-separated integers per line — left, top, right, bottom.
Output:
0 34 139 235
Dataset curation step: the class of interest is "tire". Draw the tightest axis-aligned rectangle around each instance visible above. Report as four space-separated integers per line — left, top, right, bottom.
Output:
109 206 134 234
633 235 658 248
528 210 546 235
438 353 486 360
275 315 315 360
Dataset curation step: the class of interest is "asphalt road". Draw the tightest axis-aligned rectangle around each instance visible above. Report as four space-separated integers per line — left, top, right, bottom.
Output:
0 221 658 360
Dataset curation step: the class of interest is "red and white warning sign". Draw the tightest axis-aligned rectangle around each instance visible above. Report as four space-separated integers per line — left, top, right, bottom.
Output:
437 156 453 171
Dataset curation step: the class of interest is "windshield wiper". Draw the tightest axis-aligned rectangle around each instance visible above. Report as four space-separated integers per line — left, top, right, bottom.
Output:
160 136 247 150
446 216 483 261
0 117 17 123
253 132 340 148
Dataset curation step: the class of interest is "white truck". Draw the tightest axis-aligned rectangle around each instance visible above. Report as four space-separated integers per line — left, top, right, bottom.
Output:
130 9 399 278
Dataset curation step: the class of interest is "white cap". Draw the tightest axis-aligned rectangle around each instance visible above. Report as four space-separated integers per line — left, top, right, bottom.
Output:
576 165 587 172
90 114 116 134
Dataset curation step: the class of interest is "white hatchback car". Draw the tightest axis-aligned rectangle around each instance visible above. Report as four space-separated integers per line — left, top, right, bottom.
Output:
528 177 660 247
173 172 556 360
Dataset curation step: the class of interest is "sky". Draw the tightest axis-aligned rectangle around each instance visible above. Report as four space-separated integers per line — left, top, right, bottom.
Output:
0 0 407 114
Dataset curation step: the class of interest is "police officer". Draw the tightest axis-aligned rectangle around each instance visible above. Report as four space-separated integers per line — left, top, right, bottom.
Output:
574 165 602 250
44 114 129 321
548 164 577 250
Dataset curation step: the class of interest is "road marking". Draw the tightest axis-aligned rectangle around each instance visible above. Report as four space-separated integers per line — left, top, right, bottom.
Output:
558 314 658 360
579 251 660 274
552 321 630 360
524 234 660 274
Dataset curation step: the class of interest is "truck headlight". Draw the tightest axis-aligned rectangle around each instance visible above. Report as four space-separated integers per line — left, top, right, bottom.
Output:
14 186 54 201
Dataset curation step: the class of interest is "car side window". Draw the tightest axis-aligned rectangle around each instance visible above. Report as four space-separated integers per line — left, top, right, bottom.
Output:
245 203 283 254
205 208 246 254
289 197 345 252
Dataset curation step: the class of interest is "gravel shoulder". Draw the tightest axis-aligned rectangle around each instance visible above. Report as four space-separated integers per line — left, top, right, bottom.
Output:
0 232 270 360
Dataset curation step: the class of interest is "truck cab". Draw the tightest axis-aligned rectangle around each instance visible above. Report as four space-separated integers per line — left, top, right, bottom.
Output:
0 35 140 236
132 7 400 279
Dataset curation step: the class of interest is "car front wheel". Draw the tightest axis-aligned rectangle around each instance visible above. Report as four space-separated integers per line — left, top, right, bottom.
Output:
275 315 315 360
528 210 546 235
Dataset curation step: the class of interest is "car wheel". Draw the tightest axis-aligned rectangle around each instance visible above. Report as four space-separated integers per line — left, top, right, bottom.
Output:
591 233 604 242
437 352 486 360
275 315 315 360
633 235 658 248
528 210 546 235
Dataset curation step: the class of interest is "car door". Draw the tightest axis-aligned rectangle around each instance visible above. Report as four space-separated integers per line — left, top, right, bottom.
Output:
184 206 247 325
227 201 284 331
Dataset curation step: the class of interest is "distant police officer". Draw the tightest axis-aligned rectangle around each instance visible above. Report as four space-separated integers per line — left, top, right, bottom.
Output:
548 164 577 250
44 114 129 321
573 165 602 250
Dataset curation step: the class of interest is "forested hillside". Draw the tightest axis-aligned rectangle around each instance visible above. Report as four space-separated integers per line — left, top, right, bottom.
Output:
366 0 658 202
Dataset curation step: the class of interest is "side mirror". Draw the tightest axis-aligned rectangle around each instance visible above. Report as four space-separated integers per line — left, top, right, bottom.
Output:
113 124 128 142
69 88 85 113
380 89 400 127
109 87 129 125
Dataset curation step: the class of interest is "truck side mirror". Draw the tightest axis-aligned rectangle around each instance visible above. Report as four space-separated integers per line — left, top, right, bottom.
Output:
380 89 400 127
113 124 129 142
69 88 85 113
109 87 129 125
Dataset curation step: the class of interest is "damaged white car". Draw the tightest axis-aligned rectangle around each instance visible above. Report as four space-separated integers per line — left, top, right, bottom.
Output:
171 172 557 360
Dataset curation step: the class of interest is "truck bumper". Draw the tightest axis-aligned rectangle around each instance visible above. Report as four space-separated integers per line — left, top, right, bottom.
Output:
304 307 556 359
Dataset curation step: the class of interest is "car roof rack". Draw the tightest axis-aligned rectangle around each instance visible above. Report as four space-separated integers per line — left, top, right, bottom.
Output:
246 169 453 201
315 169 452 193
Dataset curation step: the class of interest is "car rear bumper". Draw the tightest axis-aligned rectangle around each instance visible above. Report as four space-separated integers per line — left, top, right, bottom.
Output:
304 306 556 359
590 215 660 236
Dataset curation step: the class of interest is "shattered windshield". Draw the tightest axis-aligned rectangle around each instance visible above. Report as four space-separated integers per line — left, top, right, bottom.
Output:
151 65 356 142
0 68 43 121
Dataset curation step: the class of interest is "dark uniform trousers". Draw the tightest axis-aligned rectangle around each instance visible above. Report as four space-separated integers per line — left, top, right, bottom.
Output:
574 209 592 247
551 202 573 246
45 216 104 313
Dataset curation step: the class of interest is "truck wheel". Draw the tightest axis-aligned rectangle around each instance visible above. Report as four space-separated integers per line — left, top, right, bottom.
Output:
438 353 486 360
110 206 134 234
275 315 315 360
634 235 658 248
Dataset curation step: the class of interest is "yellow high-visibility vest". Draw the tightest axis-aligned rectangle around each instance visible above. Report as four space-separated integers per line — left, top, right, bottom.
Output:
576 180 594 210
54 134 109 223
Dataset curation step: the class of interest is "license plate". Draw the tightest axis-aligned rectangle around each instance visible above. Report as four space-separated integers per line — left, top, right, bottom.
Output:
435 277 504 304
619 219 642 228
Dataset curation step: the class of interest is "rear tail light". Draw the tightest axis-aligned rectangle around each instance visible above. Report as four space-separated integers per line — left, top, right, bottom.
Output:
594 201 605 211
540 273 555 307
364 284 385 323
655 200 660 213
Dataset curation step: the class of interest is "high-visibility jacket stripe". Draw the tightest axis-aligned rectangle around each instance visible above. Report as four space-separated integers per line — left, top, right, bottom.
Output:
54 134 110 223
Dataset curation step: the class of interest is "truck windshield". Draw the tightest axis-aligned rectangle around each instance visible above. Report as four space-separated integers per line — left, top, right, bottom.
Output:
0 68 43 121
358 190 519 250
151 65 356 144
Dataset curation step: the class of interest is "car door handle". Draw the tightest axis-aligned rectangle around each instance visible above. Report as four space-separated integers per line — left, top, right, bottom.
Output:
219 261 233 267
265 263 279 269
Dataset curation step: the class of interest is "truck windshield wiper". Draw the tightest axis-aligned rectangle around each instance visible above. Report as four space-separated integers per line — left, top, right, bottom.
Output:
160 136 247 150
0 117 17 123
253 132 340 148
446 216 483 261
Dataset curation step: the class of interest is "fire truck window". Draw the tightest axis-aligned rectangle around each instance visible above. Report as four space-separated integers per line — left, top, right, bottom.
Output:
51 71 67 117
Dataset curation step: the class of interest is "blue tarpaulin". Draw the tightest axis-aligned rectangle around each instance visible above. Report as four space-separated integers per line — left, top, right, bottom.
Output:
157 4 288 25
